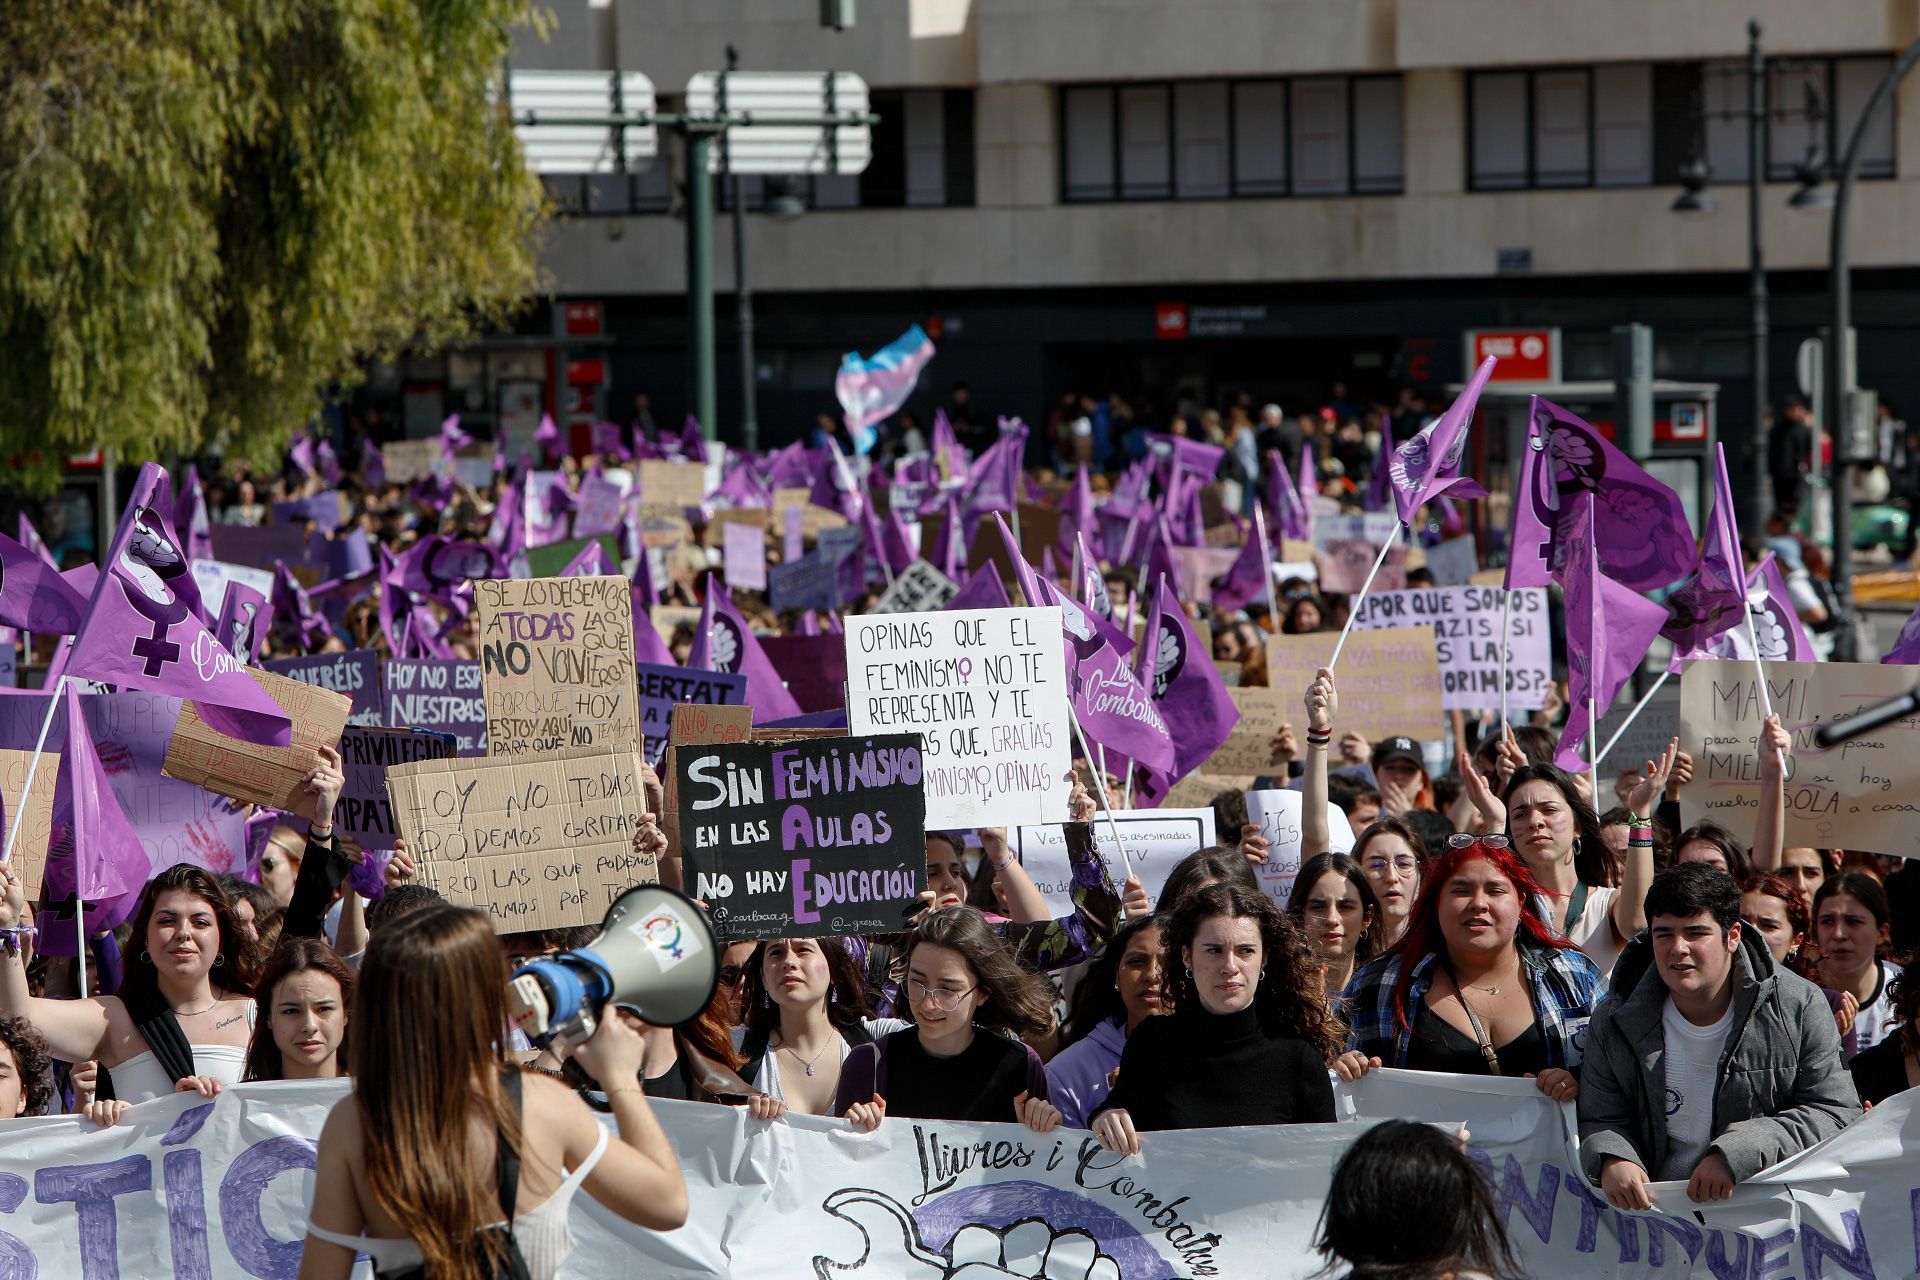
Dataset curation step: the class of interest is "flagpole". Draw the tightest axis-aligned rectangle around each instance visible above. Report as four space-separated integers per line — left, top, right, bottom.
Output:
1497 589 1512 729
1585 508 1601 810
3 676 64 866
1327 523 1404 670
829 437 894 589
1254 504 1280 633
1596 666 1674 767
1068 708 1136 897
1743 596 1789 774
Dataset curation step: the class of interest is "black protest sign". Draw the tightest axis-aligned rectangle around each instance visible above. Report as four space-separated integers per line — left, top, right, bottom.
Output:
675 733 926 941
335 727 457 846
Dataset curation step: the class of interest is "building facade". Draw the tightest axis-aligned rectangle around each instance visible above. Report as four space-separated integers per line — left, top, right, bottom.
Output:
388 0 1919 502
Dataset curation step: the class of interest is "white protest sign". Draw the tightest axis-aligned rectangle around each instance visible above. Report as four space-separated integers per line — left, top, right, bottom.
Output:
1245 788 1355 908
844 607 1073 828
1348 585 1551 711
871 560 959 615
1012 808 1216 915
189 559 275 618
1423 535 1480 586
722 520 768 591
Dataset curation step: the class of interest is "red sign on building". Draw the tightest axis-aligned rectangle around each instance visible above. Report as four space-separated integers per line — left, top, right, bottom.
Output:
1466 328 1560 382
1155 303 1189 341
564 302 604 337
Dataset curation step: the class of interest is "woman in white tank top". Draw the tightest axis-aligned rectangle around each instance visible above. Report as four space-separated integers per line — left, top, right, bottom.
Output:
0 860 262 1108
298 901 687 1280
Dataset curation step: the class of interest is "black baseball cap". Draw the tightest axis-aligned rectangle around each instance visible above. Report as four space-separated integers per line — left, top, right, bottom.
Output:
1371 736 1423 771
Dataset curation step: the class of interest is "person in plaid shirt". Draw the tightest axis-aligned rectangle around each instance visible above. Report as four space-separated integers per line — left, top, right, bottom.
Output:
1332 836 1603 1103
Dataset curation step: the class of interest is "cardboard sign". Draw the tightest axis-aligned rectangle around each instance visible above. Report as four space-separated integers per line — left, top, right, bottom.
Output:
649 604 702 645
263 650 383 726
161 669 351 815
1314 513 1407 594
1677 659 1920 858
1245 788 1356 908
1013 808 1216 915
524 535 621 581
1264 628 1444 743
702 508 771 547
1424 536 1480 587
1347 587 1551 711
660 703 754 856
871 560 959 615
1164 770 1257 813
473 575 639 756
383 658 488 755
723 521 768 591
638 460 708 509
675 734 926 941
334 727 456 848
1206 689 1298 774
379 439 442 484
387 745 656 931
774 488 848 542
636 664 747 768
0 749 61 903
844 607 1073 828
1596 683 1681 773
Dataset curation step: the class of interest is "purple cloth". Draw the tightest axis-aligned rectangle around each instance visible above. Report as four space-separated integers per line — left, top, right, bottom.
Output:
688 588 803 722
1884 604 1920 665
181 466 216 564
361 441 387 488
63 463 290 745
1209 510 1270 614
289 434 316 477
559 539 616 578
534 412 562 459
944 565 1011 612
389 535 502 605
0 531 89 635
1045 1017 1128 1130
1059 465 1096 560
17 516 55 569
1555 493 1671 770
932 410 970 484
963 425 1028 518
1266 448 1312 542
1032 571 1174 774
933 492 968 582
1388 355 1494 526
1145 434 1225 486
1677 553 1819 666
1662 444 1748 653
214 583 270 663
1508 397 1699 593
40 682 148 951
439 413 473 456
272 560 330 651
678 416 709 464
316 440 343 489
1143 572 1240 778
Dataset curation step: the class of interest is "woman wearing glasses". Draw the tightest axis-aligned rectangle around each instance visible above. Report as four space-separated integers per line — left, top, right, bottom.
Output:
1335 836 1603 1102
1090 882 1341 1153
834 908 1062 1133
1458 735 1680 977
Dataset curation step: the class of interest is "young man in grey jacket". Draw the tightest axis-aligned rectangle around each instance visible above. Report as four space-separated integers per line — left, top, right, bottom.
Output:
1577 862 1859 1209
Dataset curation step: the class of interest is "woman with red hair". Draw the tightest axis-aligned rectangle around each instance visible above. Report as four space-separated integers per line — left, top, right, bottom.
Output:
1333 836 1603 1102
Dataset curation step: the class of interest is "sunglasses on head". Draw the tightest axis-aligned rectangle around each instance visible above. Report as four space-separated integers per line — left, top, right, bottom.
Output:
1447 834 1512 850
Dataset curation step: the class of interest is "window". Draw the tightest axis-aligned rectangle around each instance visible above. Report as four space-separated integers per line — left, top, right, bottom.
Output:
1469 72 1529 190
1532 70 1591 186
1061 74 1403 202
715 88 978 213
1593 64 1653 186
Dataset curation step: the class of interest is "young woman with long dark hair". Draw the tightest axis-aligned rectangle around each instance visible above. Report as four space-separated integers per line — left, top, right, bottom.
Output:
834 907 1061 1133
1350 818 1428 949
298 902 685 1280
0 863 256 1102
244 938 353 1082
1813 872 1903 1060
1045 915 1166 1129
1287 853 1381 1007
1091 883 1342 1152
730 936 906 1118
1336 837 1603 1101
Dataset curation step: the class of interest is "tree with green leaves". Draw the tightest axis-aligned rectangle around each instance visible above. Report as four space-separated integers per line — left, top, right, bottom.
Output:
0 0 547 485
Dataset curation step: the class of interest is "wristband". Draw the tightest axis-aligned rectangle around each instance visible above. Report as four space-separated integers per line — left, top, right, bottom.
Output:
603 1085 646 1099
1627 815 1653 829
0 927 36 956
310 823 335 840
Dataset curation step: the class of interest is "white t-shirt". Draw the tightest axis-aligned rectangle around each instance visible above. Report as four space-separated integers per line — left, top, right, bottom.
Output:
1850 960 1904 1058
1537 885 1623 978
1657 996 1736 1182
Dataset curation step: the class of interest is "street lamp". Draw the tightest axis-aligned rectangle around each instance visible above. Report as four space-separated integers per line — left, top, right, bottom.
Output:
1670 157 1720 216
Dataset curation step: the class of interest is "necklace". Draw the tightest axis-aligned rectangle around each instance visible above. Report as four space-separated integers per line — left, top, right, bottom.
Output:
779 1036 835 1077
172 997 221 1018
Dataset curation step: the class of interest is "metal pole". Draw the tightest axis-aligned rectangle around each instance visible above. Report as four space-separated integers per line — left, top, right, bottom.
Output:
685 130 718 443
1747 21 1770 540
1828 35 1920 662
725 49 760 453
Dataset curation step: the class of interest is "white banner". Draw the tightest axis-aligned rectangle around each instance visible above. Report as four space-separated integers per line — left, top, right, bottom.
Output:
9 1073 1919 1278
1348 586 1552 711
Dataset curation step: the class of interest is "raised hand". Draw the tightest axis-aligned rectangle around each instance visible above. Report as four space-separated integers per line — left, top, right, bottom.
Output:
1626 737 1680 817
1305 667 1337 734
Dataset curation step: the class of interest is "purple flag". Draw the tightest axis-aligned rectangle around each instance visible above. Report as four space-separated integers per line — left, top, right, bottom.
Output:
1001 516 1132 657
934 493 968 582
181 466 216 564
289 434 316 477
1884 605 1920 665
1059 466 1096 560
489 473 526 562
559 540 616 578
932 410 970 483
767 442 815 491
632 540 660 612
1040 545 1059 586
1031 572 1174 774
1679 554 1819 666
1142 573 1240 778
41 682 148 949
882 509 916 578
809 448 860 522
214 583 270 664
796 612 822 637
679 416 709 464
17 517 55 569
361 441 387 488
1211 508 1271 614
316 440 343 489
1508 398 1699 593
1265 449 1311 543
589 420 632 462
1661 444 1748 654
1555 493 1671 770
836 325 936 455
534 413 562 458
713 457 772 510
272 560 330 652
62 463 291 745
1072 532 1114 622
1362 422 1393 514
1146 434 1225 484
945 564 1012 612
0 533 89 635
962 425 1028 519
1388 356 1495 526
634 603 677 667
688 588 803 722
391 536 503 605
440 413 473 456
990 514 1045 611
1136 513 1180 603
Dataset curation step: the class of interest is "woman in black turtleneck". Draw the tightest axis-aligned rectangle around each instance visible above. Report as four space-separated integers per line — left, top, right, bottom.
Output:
1091 882 1341 1152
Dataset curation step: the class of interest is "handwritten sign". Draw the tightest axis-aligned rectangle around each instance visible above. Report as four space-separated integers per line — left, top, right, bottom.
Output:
334 728 456 847
636 664 747 768
1264 628 1444 743
1348 587 1551 711
160 669 351 815
572 470 631 538
661 703 754 856
1206 689 1297 774
1013 809 1215 915
638 460 708 509
379 439 442 484
1678 659 1920 858
0 749 60 902
263 650 383 726
387 745 656 931
871 561 959 615
723 521 768 591
1245 788 1356 908
383 658 487 754
675 735 925 941
1314 513 1407 594
190 560 275 620
473 575 638 756
844 607 1073 828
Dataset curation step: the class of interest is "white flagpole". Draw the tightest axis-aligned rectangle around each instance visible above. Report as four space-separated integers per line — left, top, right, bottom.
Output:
1596 666 1674 768
3 676 64 866
1254 503 1280 632
1497 588 1512 729
1068 708 1136 893
1743 590 1788 774
1327 522 1404 670
1586 523 1601 809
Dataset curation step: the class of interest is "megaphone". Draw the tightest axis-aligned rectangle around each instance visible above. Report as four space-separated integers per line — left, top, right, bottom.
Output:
507 884 720 1049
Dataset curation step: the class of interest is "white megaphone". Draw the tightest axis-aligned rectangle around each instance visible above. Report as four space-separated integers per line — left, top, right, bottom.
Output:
506 884 720 1049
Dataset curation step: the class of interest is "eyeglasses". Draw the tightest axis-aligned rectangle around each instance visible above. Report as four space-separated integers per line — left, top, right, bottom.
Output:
1362 857 1420 875
906 977 977 1011
1448 834 1511 850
